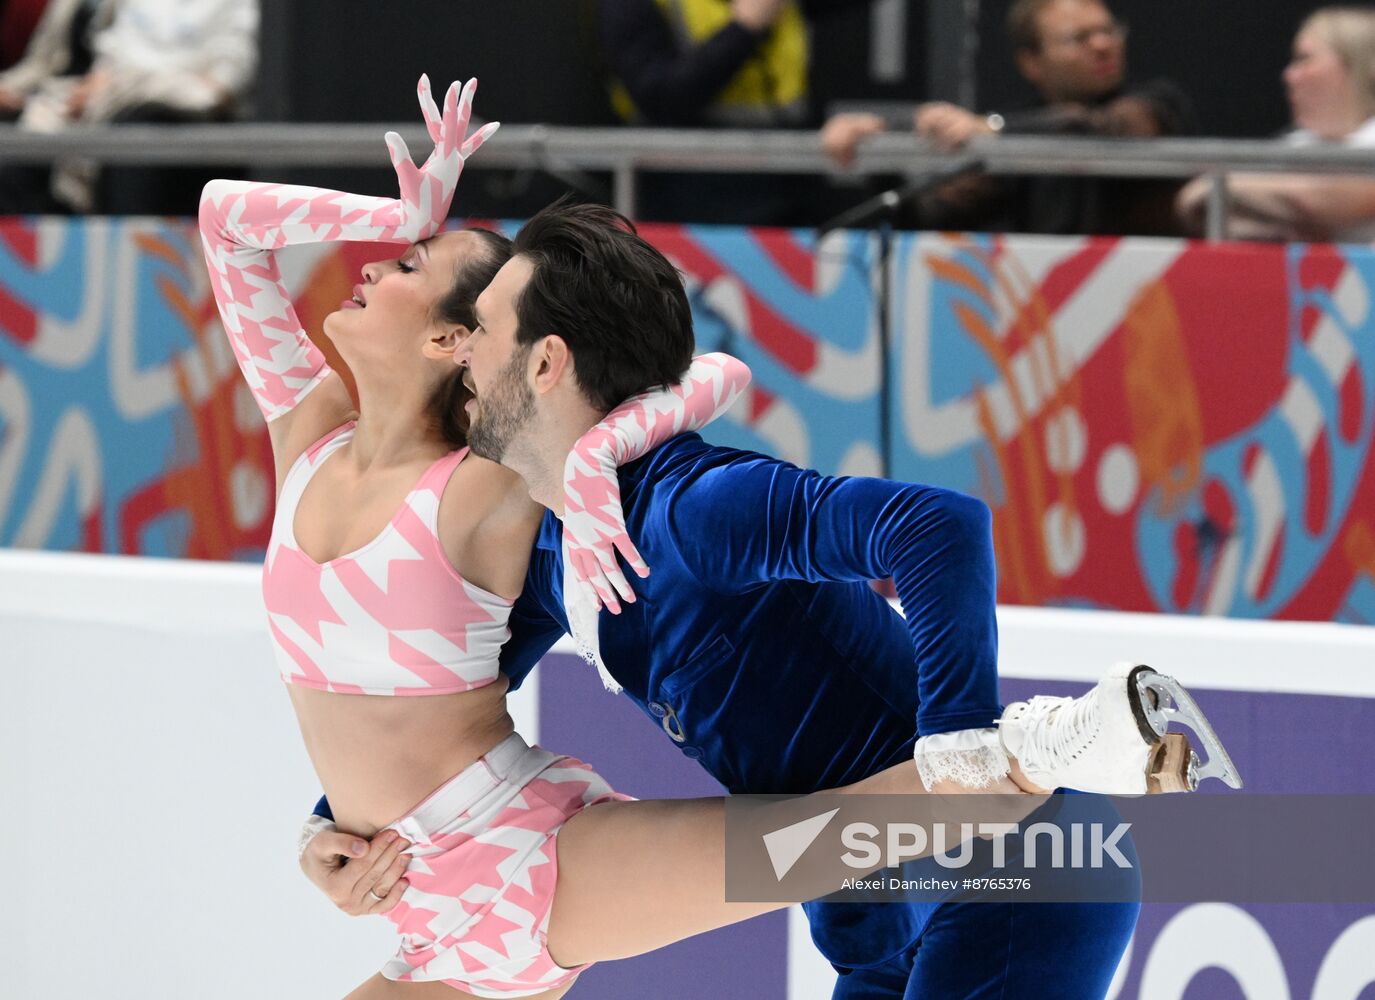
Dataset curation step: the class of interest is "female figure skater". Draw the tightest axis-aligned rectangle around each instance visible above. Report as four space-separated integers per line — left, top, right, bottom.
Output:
200 76 942 999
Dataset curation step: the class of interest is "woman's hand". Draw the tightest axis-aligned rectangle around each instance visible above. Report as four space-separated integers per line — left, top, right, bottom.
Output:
563 447 652 615
65 69 114 119
384 75 500 243
562 354 752 614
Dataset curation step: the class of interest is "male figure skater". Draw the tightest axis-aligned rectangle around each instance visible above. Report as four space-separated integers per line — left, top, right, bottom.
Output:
305 201 1235 997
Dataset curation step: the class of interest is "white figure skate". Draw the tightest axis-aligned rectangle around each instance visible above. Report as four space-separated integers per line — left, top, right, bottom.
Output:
998 663 1244 795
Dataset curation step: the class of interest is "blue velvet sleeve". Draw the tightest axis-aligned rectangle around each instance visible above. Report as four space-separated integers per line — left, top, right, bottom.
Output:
498 572 565 693
665 457 1000 737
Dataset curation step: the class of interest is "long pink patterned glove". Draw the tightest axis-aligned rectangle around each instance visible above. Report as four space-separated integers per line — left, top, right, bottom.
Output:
198 75 498 421
383 76 498 244
563 353 752 613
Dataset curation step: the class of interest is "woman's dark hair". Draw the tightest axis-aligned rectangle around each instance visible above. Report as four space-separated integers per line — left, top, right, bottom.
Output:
511 198 694 412
426 227 514 447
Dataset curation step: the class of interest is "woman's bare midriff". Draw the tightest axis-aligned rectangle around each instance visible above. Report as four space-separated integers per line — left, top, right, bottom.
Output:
288 674 517 837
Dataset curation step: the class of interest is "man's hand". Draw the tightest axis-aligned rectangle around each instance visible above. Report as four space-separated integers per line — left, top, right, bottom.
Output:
300 827 413 916
731 0 789 32
820 112 886 168
914 102 995 150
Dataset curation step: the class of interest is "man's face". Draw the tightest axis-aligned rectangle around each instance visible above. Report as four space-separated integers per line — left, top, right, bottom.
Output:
1019 0 1126 104
456 255 538 464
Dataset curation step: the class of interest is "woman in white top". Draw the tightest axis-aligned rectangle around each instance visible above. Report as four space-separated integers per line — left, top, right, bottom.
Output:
1178 6 1375 242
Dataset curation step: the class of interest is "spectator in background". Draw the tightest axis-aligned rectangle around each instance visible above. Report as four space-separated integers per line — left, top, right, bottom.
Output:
821 0 1197 236
0 0 95 122
0 0 258 214
1178 6 1375 243
602 0 811 128
597 0 867 223
0 0 50 72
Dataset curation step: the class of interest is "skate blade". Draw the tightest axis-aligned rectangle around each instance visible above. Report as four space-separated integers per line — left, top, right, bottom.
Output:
1146 733 1198 793
1136 669 1244 789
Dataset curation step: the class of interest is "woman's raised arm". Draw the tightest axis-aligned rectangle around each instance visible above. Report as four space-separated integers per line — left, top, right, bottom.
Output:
197 76 497 454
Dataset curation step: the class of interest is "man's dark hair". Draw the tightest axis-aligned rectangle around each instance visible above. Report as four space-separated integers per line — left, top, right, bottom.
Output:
427 227 515 448
511 198 694 412
1008 0 1049 51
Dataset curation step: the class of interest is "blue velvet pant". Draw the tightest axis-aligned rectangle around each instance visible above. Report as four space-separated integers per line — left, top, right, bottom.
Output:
830 899 1139 999
824 793 1140 999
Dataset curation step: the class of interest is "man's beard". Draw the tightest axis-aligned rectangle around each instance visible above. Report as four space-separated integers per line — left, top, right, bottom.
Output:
467 348 536 463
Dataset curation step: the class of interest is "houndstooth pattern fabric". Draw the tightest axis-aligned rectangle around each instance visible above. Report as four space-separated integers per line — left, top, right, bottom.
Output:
561 352 752 690
382 736 631 997
263 425 513 695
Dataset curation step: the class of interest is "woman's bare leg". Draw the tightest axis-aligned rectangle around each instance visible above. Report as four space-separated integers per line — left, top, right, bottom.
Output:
343 974 571 1000
546 758 1039 968
546 797 768 968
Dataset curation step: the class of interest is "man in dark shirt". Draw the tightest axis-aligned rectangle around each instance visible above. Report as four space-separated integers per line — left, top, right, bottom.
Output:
821 0 1198 235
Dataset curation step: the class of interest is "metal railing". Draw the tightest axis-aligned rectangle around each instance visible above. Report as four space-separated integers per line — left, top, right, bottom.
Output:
4 123 1374 239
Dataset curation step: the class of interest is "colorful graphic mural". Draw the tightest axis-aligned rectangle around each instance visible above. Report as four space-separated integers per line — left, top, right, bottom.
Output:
652 226 1375 626
3 217 1374 996
2 218 1373 624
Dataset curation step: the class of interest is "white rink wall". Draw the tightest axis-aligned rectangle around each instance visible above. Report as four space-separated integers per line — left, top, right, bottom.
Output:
0 550 538 1000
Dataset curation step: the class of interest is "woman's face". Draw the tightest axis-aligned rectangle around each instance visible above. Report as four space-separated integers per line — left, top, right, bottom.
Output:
323 230 477 367
1285 28 1362 138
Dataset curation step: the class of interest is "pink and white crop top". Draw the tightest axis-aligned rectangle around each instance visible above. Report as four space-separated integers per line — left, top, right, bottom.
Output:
262 423 512 696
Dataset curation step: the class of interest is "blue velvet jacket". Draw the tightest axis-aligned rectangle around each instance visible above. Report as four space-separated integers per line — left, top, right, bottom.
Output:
319 433 1001 965
501 433 1001 964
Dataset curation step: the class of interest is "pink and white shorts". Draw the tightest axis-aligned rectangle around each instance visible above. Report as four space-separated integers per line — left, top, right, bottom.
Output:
381 733 630 997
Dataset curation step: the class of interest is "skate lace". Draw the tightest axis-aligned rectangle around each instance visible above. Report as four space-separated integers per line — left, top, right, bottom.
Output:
1017 693 1101 774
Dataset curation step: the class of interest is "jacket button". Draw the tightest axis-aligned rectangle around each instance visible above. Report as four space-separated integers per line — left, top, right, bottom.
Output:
683 746 703 760
648 701 667 718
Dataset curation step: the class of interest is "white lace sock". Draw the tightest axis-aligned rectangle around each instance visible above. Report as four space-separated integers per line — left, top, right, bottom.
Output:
912 728 1011 790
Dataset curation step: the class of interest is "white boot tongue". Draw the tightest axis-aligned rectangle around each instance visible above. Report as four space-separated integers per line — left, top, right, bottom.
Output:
1029 694 1101 771
999 668 1169 795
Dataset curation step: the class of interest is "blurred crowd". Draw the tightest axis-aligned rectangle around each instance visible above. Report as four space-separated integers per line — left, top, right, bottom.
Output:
2 0 1375 242
0 0 257 214
815 0 1375 241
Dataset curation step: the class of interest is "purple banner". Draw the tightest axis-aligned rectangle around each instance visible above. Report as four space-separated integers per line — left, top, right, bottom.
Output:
535 656 1375 998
